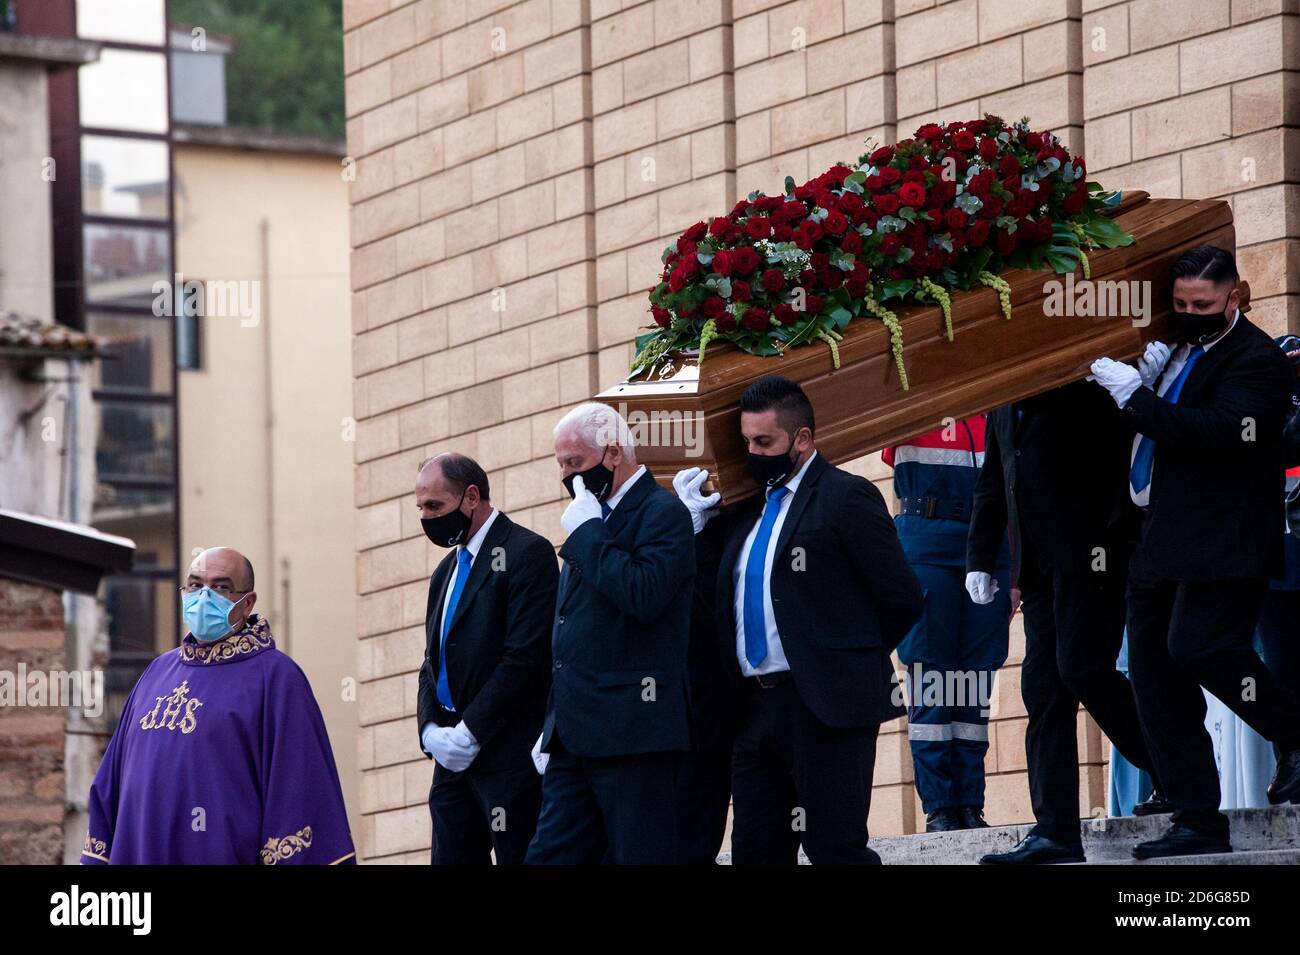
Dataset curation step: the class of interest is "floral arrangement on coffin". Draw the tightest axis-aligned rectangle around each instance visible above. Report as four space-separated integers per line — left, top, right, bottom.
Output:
635 114 1135 389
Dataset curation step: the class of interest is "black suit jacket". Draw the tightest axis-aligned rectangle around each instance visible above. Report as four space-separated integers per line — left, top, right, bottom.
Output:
416 511 558 774
540 469 696 758
968 379 1136 582
1123 315 1293 580
699 453 923 731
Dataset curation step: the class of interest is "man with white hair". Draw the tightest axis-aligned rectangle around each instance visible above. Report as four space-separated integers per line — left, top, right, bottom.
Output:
525 402 696 864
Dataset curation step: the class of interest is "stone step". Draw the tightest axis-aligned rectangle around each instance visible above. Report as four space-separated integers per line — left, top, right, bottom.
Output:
871 805 1300 865
1077 848 1300 865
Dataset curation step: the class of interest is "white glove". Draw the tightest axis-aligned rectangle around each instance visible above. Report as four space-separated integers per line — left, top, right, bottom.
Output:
560 473 604 534
440 720 480 773
673 467 721 534
1137 340 1172 388
421 723 453 763
1090 357 1143 408
965 571 999 605
530 732 549 775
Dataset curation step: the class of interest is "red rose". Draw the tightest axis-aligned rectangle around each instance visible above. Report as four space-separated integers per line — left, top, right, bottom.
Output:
874 193 901 215
869 145 895 165
805 294 825 314
952 129 976 151
865 174 883 192
903 169 926 184
945 208 967 231
715 313 736 332
683 221 707 243
711 250 733 275
899 181 927 207
968 220 991 247
810 252 830 271
841 192 863 212
782 199 806 221
793 230 813 251
774 303 799 325
1024 131 1043 150
999 154 1020 176
1062 186 1085 215
773 224 795 241
978 137 999 160
825 210 849 234
846 277 868 297
731 280 752 301
733 246 760 273
841 232 863 255
708 216 729 236
746 216 771 240
741 307 769 332
702 296 726 319
879 234 902 256
761 268 785 293
651 306 671 327
915 123 942 141
996 228 1016 255
880 166 901 184
800 219 824 242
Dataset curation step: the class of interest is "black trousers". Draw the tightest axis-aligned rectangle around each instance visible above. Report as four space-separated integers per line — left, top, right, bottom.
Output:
524 735 680 864
1017 544 1156 846
730 678 881 865
674 742 732 864
429 761 542 865
1127 557 1300 834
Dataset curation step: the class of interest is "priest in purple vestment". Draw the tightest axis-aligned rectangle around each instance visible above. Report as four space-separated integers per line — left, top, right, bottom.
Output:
82 547 356 865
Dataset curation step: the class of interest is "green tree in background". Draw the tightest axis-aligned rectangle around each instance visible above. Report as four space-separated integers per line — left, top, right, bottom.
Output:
172 0 344 137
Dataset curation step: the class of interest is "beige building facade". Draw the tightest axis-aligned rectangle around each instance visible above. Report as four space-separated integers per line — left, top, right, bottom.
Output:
342 0 1299 861
173 131 360 840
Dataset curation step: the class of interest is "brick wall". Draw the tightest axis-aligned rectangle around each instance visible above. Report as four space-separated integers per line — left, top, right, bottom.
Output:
343 0 1298 860
0 578 67 865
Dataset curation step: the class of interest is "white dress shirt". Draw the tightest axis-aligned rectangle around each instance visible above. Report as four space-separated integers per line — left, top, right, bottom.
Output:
440 506 500 637
604 465 647 515
732 450 818 676
1129 310 1239 507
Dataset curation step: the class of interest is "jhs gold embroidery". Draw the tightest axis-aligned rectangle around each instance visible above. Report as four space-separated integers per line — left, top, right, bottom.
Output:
139 679 203 734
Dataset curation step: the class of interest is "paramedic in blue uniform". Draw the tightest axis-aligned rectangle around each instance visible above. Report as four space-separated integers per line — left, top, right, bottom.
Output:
884 416 1011 831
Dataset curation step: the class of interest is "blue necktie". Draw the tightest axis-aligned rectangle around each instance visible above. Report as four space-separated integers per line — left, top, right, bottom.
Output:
601 501 611 520
1130 345 1204 493
743 486 789 668
437 548 473 711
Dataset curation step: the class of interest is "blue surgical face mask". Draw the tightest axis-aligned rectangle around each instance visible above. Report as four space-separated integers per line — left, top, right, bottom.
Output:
181 588 247 642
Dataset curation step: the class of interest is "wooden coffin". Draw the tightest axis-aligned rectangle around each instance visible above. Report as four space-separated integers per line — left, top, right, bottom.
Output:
596 192 1236 505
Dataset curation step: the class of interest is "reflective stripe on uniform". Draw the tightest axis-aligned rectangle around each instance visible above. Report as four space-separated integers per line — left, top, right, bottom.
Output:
951 721 989 741
892 446 985 468
907 722 954 741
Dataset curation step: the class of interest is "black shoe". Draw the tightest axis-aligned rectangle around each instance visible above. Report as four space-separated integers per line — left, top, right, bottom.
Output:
1132 823 1231 860
1132 789 1174 816
960 807 989 829
925 808 964 832
979 832 1084 865
1266 749 1300 805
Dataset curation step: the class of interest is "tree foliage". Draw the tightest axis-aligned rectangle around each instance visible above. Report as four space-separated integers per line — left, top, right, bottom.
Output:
172 0 344 137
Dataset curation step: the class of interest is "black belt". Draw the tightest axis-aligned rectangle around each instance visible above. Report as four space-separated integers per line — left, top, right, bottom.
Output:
747 670 792 689
898 496 970 521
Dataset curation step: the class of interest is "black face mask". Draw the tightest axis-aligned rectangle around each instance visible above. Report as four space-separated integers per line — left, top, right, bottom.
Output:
1169 295 1232 344
562 447 615 501
746 439 798 489
421 489 472 547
